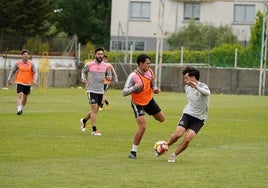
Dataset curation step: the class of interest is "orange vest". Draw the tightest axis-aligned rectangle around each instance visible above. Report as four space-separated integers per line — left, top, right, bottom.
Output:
14 60 34 85
103 64 113 84
131 69 154 105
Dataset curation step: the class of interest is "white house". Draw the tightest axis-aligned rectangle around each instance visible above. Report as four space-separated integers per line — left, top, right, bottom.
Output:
110 0 265 52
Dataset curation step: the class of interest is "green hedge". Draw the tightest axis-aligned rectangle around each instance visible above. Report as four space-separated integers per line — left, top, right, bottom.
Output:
83 44 261 68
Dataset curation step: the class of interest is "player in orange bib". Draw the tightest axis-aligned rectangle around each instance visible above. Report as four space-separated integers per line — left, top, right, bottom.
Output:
7 49 37 115
123 54 165 159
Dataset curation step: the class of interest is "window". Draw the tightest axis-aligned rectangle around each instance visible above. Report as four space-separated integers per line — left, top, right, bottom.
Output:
184 3 200 21
234 4 255 23
130 1 151 20
111 40 145 51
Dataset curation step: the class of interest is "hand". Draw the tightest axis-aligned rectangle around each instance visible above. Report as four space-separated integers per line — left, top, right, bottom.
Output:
187 80 197 89
153 88 161 94
134 83 143 92
81 78 87 83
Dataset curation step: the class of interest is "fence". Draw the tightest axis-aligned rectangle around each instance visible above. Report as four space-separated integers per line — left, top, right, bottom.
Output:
1 62 267 95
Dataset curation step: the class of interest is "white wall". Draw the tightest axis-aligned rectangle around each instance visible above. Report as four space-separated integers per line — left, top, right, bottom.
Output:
0 55 76 69
111 0 265 49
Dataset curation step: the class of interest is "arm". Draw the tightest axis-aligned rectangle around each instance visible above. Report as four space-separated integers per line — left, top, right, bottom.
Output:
81 64 89 83
122 73 142 96
111 66 118 84
32 63 38 85
7 63 18 85
187 80 210 96
196 83 210 96
105 66 112 82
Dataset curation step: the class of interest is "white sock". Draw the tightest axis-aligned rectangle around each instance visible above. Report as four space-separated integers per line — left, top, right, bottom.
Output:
17 105 22 112
131 144 138 152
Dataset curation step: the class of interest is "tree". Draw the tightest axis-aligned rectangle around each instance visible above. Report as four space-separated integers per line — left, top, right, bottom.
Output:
0 0 56 36
167 20 238 51
55 0 111 48
247 10 263 66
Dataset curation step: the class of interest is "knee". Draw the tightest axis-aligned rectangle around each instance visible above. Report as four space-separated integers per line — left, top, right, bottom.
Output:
158 116 165 122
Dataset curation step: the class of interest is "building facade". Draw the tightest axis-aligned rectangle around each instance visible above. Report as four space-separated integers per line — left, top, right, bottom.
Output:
110 0 265 52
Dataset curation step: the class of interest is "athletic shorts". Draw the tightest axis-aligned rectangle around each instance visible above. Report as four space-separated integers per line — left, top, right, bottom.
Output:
131 98 161 118
104 84 109 92
178 113 205 134
16 84 31 95
87 92 103 106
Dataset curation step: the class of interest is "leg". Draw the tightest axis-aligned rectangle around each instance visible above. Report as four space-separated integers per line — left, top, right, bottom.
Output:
22 94 28 106
16 92 24 114
167 126 186 147
152 111 165 122
133 116 147 146
17 92 23 107
129 115 147 159
174 129 196 156
168 129 196 163
90 103 99 129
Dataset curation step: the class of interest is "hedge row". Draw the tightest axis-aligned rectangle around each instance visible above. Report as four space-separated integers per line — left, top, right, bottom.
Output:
104 44 261 68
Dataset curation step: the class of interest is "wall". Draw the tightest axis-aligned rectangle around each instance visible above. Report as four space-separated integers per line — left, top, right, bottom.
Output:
1 64 267 95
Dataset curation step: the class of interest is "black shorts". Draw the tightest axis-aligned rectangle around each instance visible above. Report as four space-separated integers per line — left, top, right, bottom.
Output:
178 113 204 134
16 84 31 95
131 98 161 118
87 92 103 106
104 84 109 92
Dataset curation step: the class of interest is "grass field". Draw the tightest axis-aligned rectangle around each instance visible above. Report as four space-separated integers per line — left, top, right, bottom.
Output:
0 88 267 188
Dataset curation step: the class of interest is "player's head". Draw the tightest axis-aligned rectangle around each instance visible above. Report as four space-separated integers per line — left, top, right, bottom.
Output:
94 47 104 63
183 66 200 80
21 49 29 60
137 54 151 65
103 55 108 63
137 54 151 71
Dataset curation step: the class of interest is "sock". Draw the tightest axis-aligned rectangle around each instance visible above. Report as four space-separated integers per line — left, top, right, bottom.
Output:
17 105 22 112
131 144 138 152
82 118 87 123
92 126 97 132
105 100 109 105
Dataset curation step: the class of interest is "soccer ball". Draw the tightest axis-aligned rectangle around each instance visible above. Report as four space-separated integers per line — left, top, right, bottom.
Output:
154 140 168 154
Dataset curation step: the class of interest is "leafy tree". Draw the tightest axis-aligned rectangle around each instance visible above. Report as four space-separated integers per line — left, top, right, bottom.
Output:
247 10 263 66
0 0 56 36
55 0 111 48
167 20 238 51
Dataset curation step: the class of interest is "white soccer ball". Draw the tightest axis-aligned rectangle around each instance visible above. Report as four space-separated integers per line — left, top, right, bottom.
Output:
154 140 168 154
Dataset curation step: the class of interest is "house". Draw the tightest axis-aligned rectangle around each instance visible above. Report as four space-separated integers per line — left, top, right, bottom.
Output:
110 0 265 52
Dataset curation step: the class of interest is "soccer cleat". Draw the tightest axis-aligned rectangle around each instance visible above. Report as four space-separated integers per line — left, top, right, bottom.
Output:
168 153 177 163
98 107 103 111
128 151 137 159
91 131 102 136
80 118 87 132
17 110 23 115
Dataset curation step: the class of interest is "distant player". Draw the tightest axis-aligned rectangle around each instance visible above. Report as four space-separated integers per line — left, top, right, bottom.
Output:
99 55 118 110
7 49 37 115
80 48 112 136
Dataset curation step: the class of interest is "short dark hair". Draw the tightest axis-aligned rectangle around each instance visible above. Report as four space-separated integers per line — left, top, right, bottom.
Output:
182 66 200 80
21 49 29 55
95 47 104 54
136 54 151 65
103 55 108 58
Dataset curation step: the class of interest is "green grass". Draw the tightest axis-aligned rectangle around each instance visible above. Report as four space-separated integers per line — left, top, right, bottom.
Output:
0 88 267 188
